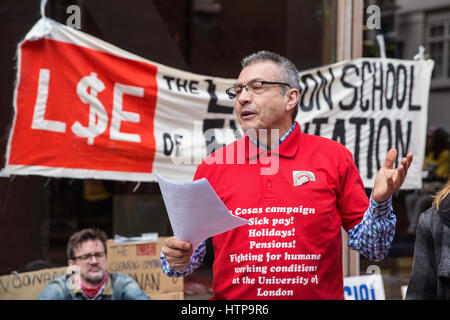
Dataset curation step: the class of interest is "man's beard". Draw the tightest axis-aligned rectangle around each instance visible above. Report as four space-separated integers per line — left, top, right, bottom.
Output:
83 270 105 285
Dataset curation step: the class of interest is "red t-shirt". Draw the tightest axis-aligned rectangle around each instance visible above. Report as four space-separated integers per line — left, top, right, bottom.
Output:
194 123 368 299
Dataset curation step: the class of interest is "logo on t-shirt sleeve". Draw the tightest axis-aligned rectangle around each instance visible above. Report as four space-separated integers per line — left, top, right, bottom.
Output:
293 171 316 187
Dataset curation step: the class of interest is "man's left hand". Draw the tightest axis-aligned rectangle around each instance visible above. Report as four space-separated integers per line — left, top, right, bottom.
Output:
372 149 413 203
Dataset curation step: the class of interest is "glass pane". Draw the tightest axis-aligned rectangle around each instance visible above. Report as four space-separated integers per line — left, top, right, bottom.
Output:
178 0 338 77
430 25 444 37
430 41 443 78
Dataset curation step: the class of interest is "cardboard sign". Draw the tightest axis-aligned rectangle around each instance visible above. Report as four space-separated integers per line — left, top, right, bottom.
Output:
0 267 66 300
106 237 183 294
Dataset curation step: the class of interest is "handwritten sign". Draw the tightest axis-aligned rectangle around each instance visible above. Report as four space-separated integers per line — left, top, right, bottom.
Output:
0 267 66 300
106 237 183 293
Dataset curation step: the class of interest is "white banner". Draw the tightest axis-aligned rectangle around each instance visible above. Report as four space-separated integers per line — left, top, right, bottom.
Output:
295 58 434 189
4 18 433 189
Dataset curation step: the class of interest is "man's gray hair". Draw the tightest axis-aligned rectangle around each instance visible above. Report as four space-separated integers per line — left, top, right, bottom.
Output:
241 51 300 121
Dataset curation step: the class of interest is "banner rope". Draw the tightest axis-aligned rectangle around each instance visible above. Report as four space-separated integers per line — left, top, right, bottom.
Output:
40 0 48 18
376 34 386 59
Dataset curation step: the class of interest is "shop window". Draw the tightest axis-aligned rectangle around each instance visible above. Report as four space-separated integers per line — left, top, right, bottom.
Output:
427 11 450 87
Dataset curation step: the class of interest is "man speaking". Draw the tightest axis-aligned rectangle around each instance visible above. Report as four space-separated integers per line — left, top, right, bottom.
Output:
160 51 413 299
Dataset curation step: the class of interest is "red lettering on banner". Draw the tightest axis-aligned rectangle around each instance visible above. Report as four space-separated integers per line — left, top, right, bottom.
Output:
9 39 158 173
136 243 156 256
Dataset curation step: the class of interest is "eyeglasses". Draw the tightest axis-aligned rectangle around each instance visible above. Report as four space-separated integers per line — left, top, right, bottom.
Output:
225 80 291 99
72 252 106 263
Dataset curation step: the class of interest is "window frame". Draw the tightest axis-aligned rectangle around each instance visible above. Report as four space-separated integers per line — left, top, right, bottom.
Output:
426 10 450 89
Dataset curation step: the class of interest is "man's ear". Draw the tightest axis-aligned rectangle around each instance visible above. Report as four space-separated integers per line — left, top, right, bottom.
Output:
285 89 300 112
68 259 74 266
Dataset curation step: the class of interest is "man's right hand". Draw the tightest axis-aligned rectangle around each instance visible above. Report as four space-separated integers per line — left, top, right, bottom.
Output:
162 237 193 271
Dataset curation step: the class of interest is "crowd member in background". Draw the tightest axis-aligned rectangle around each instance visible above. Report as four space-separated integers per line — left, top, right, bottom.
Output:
405 127 450 236
38 228 149 300
406 177 450 299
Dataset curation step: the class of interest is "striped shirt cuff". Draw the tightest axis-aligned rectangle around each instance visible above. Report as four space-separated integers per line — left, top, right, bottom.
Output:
347 193 396 262
160 241 207 277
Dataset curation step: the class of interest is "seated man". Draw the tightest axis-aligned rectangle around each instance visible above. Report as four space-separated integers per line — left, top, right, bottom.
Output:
38 228 149 300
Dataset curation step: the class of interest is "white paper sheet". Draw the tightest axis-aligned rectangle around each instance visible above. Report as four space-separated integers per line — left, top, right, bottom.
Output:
155 171 249 249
